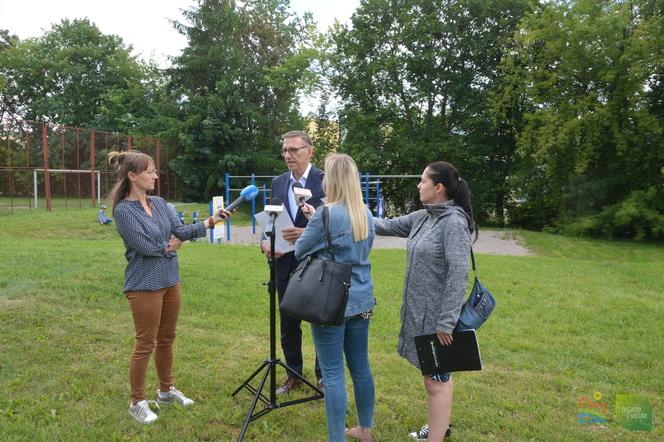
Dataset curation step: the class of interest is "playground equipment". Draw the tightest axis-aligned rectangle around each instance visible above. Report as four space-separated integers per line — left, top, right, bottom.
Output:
98 205 113 225
178 210 199 224
177 209 200 241
175 202 226 244
221 173 418 241
224 174 267 241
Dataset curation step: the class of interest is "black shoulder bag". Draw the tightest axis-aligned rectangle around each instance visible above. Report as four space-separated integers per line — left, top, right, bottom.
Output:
280 206 352 326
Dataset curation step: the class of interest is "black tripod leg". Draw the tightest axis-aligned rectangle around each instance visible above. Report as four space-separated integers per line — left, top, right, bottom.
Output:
234 215 323 440
237 362 272 442
232 360 269 397
278 361 323 394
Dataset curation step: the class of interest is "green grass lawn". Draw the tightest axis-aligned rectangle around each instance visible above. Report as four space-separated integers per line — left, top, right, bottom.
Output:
0 197 257 227
1 208 662 441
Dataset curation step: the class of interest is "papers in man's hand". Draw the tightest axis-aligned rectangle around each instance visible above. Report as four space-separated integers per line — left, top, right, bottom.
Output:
254 205 296 254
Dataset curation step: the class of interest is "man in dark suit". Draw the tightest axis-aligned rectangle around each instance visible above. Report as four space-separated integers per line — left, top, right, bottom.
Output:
261 130 325 394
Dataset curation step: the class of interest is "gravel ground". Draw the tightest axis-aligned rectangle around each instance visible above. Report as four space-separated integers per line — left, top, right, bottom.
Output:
223 225 533 256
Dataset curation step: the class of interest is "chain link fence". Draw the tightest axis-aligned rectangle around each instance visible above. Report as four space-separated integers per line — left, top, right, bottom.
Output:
0 121 180 214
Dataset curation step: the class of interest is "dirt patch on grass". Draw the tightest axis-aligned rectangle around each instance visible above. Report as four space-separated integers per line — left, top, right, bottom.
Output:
0 298 26 308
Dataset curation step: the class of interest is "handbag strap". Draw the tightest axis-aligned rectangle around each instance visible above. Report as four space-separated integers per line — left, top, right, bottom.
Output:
322 205 335 261
470 248 478 278
439 209 478 278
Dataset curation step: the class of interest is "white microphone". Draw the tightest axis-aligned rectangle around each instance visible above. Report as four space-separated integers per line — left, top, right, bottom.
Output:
265 204 284 215
291 182 312 206
265 197 284 216
265 197 283 234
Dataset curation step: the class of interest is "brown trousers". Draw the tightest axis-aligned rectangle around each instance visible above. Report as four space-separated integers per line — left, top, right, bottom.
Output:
126 283 181 403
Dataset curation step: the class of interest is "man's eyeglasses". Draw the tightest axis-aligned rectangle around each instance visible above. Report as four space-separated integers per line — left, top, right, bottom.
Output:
281 145 309 156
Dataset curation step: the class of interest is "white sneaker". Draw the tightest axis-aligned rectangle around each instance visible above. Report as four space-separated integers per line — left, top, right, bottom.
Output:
157 386 194 407
129 400 159 424
409 424 452 440
409 424 429 441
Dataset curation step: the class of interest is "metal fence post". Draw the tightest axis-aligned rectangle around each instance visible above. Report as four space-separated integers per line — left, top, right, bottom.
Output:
42 124 52 211
89 130 96 207
225 172 231 241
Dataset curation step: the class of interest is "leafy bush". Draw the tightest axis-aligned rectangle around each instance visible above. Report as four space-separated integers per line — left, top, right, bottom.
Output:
564 188 664 240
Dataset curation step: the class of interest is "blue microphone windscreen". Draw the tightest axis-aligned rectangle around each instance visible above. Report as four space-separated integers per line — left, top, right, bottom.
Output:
240 184 259 201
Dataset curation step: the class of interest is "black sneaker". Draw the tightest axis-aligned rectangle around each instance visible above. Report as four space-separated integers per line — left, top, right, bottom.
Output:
408 424 452 440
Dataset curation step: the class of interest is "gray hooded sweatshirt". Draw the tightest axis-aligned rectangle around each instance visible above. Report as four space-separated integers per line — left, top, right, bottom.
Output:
374 201 471 368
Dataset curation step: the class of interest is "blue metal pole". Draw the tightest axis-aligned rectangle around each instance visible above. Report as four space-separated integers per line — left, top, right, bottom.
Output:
263 184 267 207
364 172 370 206
375 179 381 216
251 173 256 234
358 172 363 203
225 173 231 241
209 199 213 243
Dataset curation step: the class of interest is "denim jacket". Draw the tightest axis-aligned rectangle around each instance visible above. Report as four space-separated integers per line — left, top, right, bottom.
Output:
294 203 376 317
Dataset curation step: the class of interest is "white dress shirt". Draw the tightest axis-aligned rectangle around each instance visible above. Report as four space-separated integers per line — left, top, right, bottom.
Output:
288 163 312 221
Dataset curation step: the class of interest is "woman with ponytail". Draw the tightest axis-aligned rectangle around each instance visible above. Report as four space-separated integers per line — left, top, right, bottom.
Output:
296 154 376 442
108 151 231 424
374 161 475 441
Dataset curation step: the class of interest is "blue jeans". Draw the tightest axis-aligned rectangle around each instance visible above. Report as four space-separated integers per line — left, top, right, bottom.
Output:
311 315 374 442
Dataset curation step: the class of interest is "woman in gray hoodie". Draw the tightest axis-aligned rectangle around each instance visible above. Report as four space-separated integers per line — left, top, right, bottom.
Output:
374 161 475 442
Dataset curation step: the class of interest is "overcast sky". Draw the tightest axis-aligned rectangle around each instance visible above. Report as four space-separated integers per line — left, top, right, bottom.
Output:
0 0 359 67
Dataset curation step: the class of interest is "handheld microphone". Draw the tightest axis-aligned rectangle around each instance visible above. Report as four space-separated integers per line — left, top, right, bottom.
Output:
291 182 312 206
225 184 259 212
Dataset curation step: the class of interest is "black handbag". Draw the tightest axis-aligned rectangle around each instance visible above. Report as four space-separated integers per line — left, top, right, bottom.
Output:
456 249 496 331
280 206 352 326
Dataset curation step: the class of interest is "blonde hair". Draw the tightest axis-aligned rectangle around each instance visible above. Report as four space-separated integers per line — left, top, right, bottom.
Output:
107 150 154 214
323 154 368 242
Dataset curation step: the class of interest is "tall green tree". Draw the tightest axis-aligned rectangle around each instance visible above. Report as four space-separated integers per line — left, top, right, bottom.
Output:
169 0 317 200
0 19 155 132
328 0 531 220
495 0 664 238
0 30 20 123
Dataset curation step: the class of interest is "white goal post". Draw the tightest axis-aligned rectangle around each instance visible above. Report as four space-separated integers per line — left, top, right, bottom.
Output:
33 169 101 208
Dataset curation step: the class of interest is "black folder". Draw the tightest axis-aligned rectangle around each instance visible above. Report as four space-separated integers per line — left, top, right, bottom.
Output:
414 330 483 375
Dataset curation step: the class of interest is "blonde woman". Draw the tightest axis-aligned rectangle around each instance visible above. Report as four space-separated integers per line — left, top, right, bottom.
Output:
108 151 230 424
296 154 376 442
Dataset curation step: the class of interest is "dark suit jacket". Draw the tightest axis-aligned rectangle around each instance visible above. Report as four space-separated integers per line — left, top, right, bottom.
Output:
271 165 325 282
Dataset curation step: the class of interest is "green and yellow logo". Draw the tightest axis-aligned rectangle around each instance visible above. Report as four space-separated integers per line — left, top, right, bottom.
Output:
615 394 652 431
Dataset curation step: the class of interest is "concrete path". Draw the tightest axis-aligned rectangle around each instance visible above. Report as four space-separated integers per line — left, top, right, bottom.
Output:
223 225 533 256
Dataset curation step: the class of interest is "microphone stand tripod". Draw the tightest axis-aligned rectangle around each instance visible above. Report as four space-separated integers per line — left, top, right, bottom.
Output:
232 212 323 441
